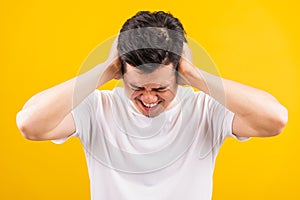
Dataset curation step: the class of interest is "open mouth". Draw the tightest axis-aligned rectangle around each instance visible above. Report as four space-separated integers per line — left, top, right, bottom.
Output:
138 99 162 111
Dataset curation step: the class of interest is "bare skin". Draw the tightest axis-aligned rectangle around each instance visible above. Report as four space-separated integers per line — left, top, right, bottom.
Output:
123 63 178 118
16 39 122 140
177 43 288 137
16 41 287 141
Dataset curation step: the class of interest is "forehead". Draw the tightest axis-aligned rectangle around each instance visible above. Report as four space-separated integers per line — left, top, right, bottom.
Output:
123 63 176 86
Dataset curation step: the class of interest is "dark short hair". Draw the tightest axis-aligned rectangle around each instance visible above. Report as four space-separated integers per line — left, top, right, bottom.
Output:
117 11 187 74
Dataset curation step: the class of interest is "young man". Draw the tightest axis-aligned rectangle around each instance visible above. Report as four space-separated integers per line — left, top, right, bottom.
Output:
16 11 288 200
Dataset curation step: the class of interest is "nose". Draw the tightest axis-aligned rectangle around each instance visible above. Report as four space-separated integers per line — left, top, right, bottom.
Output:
140 91 158 104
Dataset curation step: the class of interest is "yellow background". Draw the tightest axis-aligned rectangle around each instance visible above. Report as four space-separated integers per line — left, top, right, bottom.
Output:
1 0 299 199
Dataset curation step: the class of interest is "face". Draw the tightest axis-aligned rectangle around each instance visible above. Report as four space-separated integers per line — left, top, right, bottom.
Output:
123 63 178 117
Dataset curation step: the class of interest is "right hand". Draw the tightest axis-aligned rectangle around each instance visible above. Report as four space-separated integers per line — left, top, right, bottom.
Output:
98 37 123 86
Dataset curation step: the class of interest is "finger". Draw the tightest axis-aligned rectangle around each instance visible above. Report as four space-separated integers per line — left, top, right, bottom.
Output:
182 43 193 63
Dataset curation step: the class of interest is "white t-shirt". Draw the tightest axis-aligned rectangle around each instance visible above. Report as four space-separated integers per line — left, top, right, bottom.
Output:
54 86 248 200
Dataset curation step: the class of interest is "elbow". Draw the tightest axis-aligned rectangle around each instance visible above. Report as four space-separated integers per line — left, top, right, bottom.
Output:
16 111 41 141
17 126 41 141
17 123 38 141
267 105 288 137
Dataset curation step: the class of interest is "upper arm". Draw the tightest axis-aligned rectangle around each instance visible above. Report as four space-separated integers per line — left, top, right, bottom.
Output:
232 114 268 137
42 112 77 141
232 114 253 137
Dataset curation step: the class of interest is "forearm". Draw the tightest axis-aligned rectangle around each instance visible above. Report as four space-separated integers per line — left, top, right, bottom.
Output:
16 63 107 136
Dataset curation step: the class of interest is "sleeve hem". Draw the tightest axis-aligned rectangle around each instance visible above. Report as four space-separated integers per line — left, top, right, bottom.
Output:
51 110 79 144
229 113 251 142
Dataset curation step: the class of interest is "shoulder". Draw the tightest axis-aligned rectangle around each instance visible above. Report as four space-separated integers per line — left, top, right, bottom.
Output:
97 87 128 108
177 86 226 116
176 86 207 103
78 89 115 110
93 89 116 100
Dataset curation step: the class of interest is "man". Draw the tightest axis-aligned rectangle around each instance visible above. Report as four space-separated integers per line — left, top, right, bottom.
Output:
16 11 288 200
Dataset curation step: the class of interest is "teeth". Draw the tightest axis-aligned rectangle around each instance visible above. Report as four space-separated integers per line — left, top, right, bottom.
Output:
141 101 158 108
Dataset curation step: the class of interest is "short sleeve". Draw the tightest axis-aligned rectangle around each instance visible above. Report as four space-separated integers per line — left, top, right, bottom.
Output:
205 93 250 143
51 90 99 144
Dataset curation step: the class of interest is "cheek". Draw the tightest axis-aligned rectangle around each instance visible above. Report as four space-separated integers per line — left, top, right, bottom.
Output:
130 92 140 101
124 88 141 101
159 91 176 102
163 86 177 102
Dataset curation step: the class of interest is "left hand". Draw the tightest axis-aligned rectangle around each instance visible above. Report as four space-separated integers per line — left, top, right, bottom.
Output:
177 43 200 86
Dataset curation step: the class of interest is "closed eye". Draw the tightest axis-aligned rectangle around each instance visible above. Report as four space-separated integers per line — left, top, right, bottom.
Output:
128 83 168 92
131 87 143 91
153 87 168 92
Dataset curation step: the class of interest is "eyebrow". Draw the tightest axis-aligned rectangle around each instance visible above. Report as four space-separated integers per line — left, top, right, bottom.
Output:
129 84 143 90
